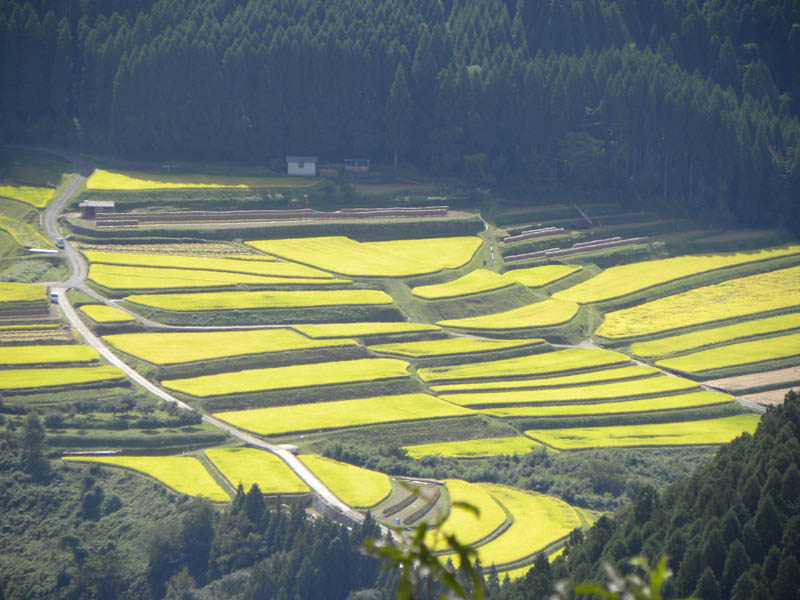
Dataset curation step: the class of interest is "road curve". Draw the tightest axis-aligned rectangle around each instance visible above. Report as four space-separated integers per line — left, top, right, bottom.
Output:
56 289 365 524
27 145 367 525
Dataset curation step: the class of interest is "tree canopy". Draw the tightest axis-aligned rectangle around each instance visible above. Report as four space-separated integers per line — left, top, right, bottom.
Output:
1 0 799 229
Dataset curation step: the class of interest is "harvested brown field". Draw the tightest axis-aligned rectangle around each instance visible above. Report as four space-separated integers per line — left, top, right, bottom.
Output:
705 367 800 393
0 328 73 344
79 242 260 256
739 388 796 407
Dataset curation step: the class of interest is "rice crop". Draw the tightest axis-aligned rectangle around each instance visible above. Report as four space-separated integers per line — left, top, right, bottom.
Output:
104 329 357 365
248 236 481 277
365 238 483 269
596 266 800 340
503 265 582 288
0 282 46 303
411 269 513 299
0 344 99 366
403 436 544 459
368 337 545 358
440 375 700 407
204 448 309 494
84 250 333 279
437 299 579 331
79 304 136 323
630 313 800 358
474 484 581 566
430 365 660 393
162 357 410 397
555 245 800 304
482 391 734 418
298 454 391 507
64 456 230 501
525 414 762 449
86 169 316 190
213 393 473 436
0 216 53 248
0 184 54 207
429 479 508 551
89 263 347 291
124 289 393 311
417 348 630 383
0 366 124 390
293 322 441 338
656 332 800 375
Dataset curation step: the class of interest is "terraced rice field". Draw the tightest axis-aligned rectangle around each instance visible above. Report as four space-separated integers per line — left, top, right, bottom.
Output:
705 367 800 394
596 266 800 340
555 245 800 304
248 236 481 277
440 375 700 407
366 237 483 269
411 269 514 299
124 289 392 311
162 358 410 397
503 265 582 288
0 282 45 302
299 455 391 507
64 456 230 501
431 365 660 392
82 242 268 257
0 344 99 365
0 328 73 344
525 414 761 449
0 366 125 390
437 299 579 331
213 394 473 435
104 329 357 365
474 484 582 566
630 313 800 358
417 348 630 383
429 479 508 550
404 436 544 459
204 448 310 494
368 337 545 358
79 304 136 323
89 263 349 291
86 169 316 190
293 322 441 338
656 332 800 375
0 216 52 248
482 391 734 418
0 184 54 207
84 250 333 278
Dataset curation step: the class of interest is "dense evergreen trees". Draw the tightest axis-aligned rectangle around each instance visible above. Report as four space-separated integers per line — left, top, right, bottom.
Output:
1 0 799 229
497 391 800 600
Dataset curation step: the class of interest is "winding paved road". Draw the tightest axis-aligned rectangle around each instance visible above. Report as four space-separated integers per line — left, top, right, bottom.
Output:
32 147 365 525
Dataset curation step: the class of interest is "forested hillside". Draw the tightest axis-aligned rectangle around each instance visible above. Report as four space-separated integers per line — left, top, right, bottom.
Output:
498 391 800 600
1 0 799 230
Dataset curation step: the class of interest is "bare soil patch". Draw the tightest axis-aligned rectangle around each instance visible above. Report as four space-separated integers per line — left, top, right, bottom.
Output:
705 367 800 393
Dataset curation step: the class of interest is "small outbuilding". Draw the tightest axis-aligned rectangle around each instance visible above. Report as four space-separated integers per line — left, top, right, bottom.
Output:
344 158 370 172
78 200 116 219
286 156 317 176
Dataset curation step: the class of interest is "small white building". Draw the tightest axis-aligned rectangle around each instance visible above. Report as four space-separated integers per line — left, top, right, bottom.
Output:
286 156 317 176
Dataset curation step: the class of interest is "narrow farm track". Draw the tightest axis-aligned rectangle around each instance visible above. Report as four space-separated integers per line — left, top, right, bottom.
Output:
56 289 365 524
32 147 366 525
